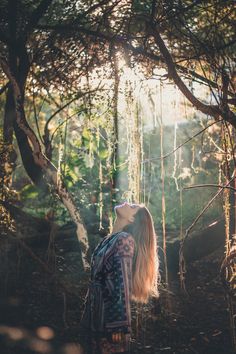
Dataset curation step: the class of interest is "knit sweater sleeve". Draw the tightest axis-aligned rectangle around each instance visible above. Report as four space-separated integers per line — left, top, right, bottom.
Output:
103 232 135 334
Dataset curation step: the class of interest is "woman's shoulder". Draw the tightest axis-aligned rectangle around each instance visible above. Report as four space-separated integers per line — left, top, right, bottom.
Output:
116 231 134 241
114 231 135 257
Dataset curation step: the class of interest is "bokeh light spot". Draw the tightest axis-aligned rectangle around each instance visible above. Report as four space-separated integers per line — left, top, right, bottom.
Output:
36 326 55 340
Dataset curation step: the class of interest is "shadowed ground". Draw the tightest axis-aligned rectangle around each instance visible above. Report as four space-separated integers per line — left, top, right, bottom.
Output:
0 207 234 354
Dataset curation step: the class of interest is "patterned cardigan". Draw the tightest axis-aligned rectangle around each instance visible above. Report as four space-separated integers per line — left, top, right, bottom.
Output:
79 231 135 337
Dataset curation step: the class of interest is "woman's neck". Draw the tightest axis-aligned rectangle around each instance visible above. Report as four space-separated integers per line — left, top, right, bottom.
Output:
111 217 128 235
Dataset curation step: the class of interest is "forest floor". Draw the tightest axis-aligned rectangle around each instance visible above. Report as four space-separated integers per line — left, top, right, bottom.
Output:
0 209 235 354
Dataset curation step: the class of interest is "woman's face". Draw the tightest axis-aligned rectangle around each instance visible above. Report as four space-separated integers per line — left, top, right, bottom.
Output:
114 202 140 223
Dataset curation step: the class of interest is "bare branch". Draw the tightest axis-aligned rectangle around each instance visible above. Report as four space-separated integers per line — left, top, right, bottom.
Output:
44 87 101 132
184 184 236 192
36 24 235 98
179 170 236 287
142 118 224 163
50 108 87 143
6 227 77 293
182 172 235 243
151 30 220 116
151 27 236 127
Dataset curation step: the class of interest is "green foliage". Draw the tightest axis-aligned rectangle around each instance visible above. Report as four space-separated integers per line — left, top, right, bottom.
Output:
20 184 39 199
14 89 225 236
0 0 234 250
142 118 223 234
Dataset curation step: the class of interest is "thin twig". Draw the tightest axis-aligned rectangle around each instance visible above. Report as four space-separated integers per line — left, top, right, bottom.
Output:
142 118 224 163
50 109 87 143
32 89 44 144
44 85 102 133
183 171 235 245
184 184 236 192
178 171 235 293
7 231 73 293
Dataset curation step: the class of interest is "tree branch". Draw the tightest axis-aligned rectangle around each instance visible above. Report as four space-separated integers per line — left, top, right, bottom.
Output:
7 229 78 293
182 172 235 244
142 118 224 163
36 24 235 98
151 28 236 127
184 184 236 192
179 170 236 287
44 87 100 133
151 29 220 116
26 0 54 32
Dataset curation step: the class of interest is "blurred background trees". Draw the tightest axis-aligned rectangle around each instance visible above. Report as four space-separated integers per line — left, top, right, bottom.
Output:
0 0 235 247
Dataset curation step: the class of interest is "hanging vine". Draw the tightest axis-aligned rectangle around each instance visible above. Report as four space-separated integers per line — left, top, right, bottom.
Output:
139 98 145 204
105 112 117 233
125 77 142 203
159 81 168 288
108 45 120 231
172 121 179 191
95 119 104 231
222 123 231 256
178 147 187 294
46 119 65 271
220 121 236 349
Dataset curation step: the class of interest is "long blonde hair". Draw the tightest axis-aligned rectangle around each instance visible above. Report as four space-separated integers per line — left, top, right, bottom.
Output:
123 204 160 303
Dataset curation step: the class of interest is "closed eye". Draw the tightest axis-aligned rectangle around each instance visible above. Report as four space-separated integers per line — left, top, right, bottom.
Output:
130 204 138 208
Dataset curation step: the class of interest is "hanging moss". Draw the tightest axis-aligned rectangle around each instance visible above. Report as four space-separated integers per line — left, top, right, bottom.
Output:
125 79 142 203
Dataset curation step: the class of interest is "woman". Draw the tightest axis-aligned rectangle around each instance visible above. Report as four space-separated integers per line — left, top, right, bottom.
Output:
78 202 160 353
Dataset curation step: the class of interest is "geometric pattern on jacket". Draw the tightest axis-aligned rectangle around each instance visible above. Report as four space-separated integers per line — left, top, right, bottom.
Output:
79 231 135 336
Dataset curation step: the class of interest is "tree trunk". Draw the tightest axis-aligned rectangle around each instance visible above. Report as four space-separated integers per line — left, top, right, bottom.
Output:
4 87 47 189
1 59 90 271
